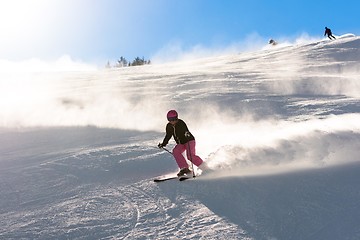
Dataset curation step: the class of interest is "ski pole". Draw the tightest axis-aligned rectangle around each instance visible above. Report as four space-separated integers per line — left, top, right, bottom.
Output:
161 147 173 155
187 141 196 178
156 145 173 155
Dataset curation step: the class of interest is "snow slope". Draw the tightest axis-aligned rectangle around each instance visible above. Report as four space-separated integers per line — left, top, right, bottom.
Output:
1 35 360 239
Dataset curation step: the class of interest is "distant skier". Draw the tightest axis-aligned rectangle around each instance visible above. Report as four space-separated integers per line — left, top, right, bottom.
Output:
158 110 208 177
324 27 336 40
269 39 277 46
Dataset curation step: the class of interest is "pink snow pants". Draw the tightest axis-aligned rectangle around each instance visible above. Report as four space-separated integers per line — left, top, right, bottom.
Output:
172 140 203 169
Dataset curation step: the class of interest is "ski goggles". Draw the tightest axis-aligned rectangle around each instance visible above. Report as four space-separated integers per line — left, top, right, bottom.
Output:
167 117 178 122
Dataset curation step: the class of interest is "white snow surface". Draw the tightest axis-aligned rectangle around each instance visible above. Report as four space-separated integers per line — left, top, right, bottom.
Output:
1 35 360 239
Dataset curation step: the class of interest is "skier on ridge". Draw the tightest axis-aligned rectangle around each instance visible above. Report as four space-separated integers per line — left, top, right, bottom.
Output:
324 27 336 40
269 39 277 46
158 110 208 177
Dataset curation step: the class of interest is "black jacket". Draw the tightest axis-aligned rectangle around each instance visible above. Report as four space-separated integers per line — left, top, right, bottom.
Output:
324 28 332 36
161 119 195 146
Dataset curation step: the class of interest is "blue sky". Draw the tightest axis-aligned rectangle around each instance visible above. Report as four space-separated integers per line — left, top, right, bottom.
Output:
1 0 359 65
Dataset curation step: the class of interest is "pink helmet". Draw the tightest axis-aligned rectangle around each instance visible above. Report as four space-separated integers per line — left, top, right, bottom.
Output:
167 110 178 121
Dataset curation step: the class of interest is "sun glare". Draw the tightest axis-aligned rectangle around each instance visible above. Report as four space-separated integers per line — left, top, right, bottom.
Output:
0 0 61 58
0 0 49 33
0 0 100 61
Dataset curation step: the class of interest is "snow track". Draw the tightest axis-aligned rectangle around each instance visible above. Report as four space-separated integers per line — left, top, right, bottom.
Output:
0 131 245 239
1 36 360 239
119 182 245 239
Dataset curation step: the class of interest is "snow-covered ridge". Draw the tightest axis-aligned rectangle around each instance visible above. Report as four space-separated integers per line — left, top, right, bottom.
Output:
1 35 360 239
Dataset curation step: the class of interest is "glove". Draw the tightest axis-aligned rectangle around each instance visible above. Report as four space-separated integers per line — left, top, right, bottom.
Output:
184 131 191 138
158 143 165 148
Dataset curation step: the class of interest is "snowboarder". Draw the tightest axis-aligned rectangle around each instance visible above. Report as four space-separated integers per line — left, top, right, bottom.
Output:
158 110 208 177
324 27 336 40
